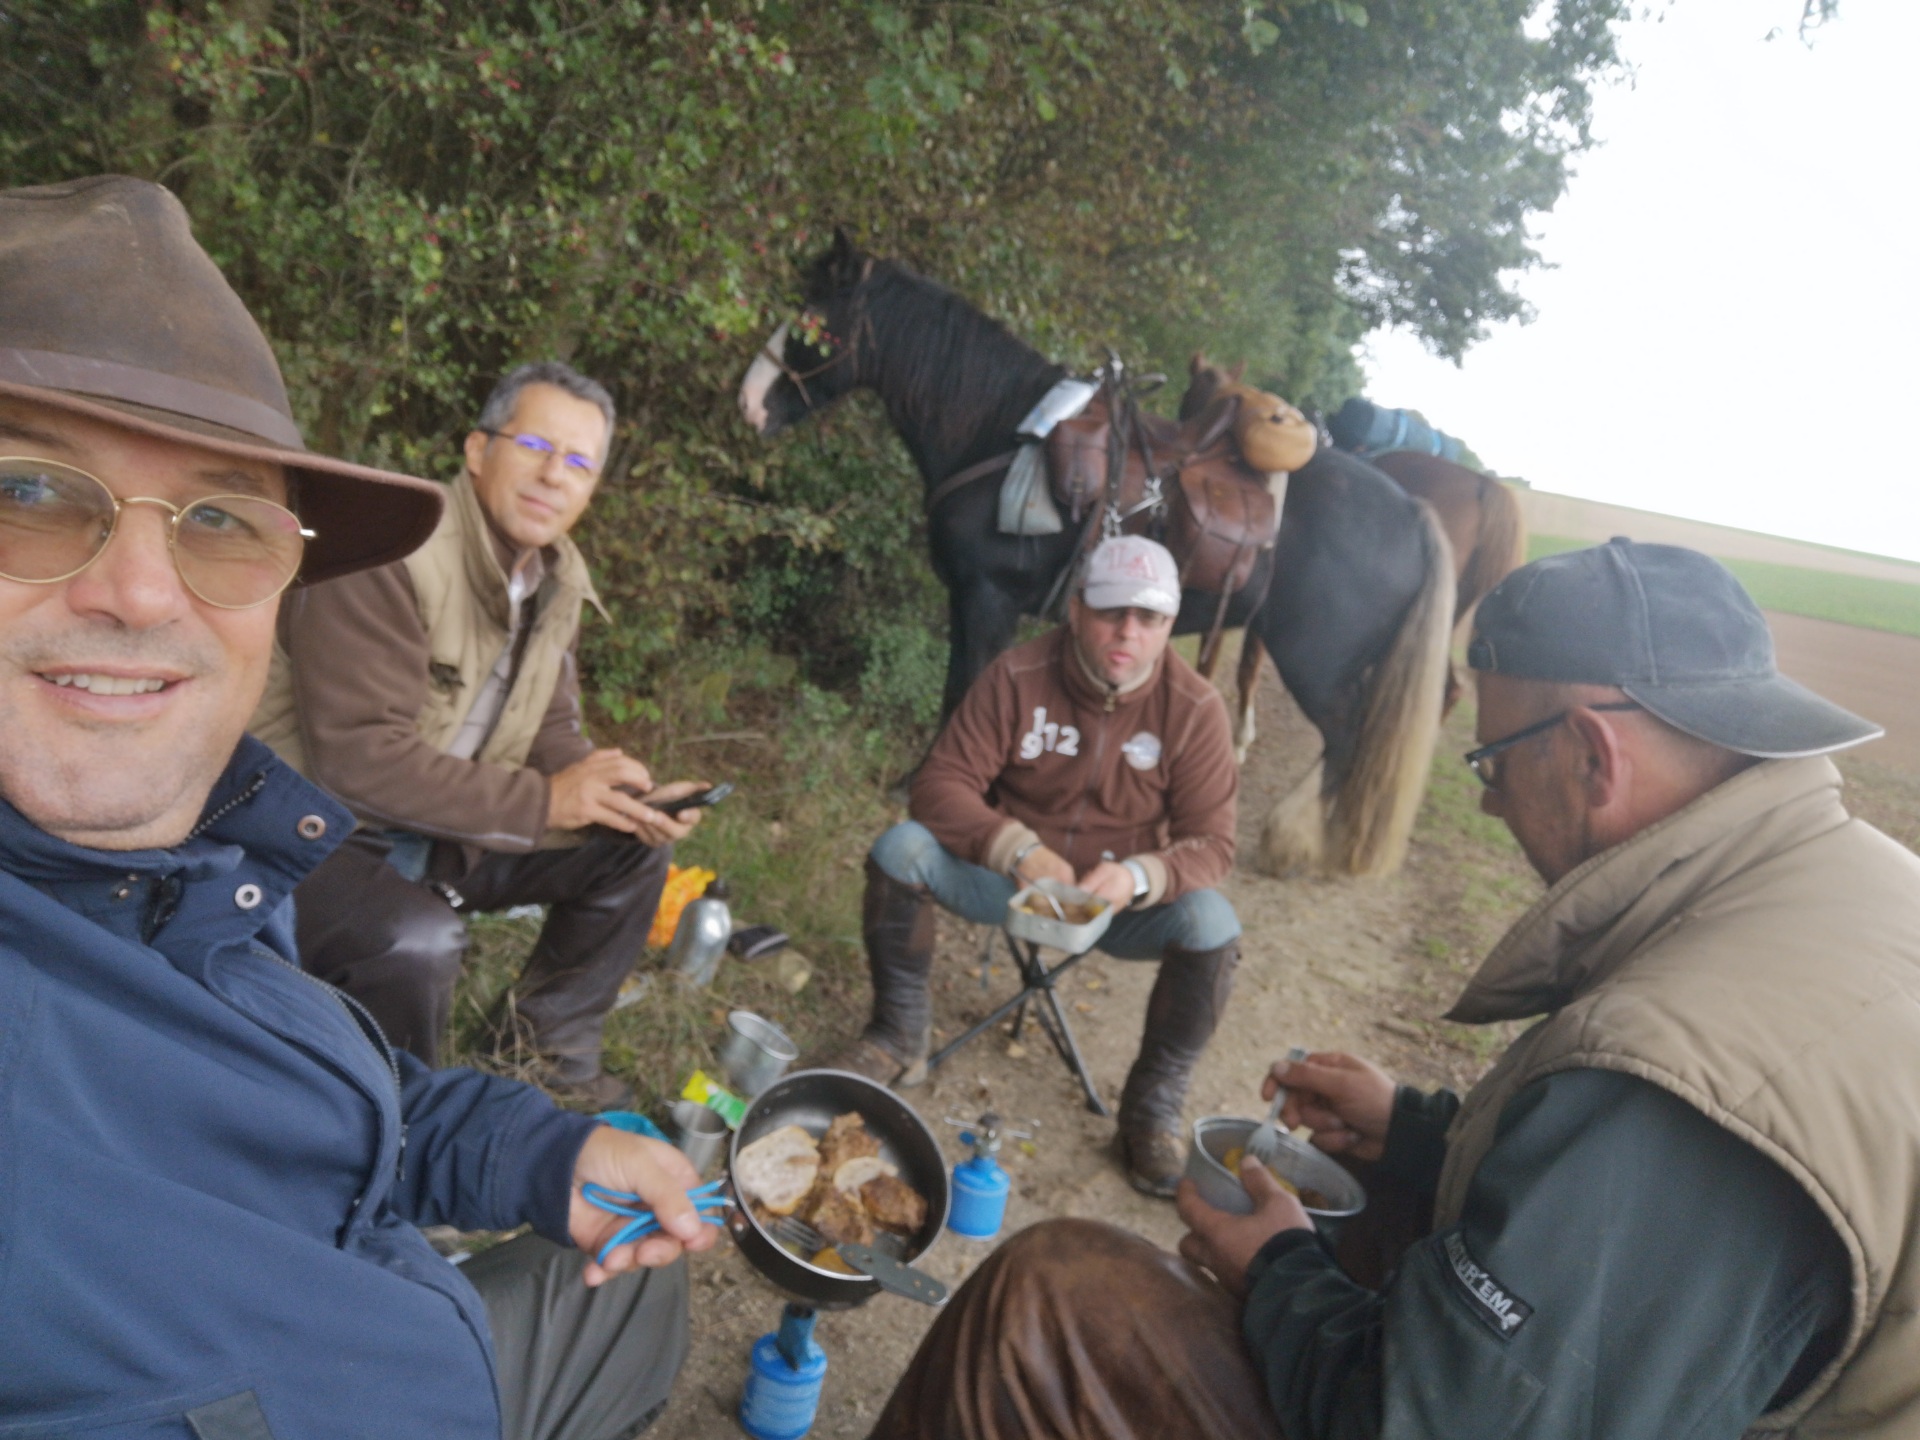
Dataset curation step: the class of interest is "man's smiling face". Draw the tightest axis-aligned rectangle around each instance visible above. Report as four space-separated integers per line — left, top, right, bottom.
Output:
0 398 285 850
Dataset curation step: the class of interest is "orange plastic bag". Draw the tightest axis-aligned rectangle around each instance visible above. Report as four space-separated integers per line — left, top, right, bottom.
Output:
649 864 718 948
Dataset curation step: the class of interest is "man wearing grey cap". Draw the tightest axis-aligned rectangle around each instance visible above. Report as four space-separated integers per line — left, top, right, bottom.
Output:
865 538 1920 1439
830 535 1244 1197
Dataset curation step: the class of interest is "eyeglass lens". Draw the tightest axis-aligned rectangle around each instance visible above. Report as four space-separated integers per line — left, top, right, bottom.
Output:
0 458 306 608
508 433 597 475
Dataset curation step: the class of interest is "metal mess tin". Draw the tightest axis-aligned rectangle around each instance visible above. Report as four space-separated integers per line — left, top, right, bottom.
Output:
1006 879 1114 954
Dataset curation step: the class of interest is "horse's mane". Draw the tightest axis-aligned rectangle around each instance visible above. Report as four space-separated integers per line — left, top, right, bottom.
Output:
826 256 1064 473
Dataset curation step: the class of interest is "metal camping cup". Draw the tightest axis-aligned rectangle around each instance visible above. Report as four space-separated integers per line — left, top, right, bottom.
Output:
669 1099 731 1177
1184 1115 1366 1238
718 1010 799 1098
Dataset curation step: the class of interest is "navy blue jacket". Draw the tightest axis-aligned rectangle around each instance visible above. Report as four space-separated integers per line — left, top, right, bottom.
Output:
0 739 600 1438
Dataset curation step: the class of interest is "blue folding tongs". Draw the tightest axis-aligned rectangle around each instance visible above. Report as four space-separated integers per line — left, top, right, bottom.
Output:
581 1180 734 1265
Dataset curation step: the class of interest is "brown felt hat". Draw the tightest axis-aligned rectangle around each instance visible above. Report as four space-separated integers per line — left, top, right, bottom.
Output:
0 174 442 583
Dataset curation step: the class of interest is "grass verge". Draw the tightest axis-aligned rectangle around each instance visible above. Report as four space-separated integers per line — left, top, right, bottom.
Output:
449 644 923 1118
1530 534 1920 639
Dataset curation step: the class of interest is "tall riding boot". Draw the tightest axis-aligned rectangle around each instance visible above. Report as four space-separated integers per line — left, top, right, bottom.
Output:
826 859 938 1087
1118 940 1240 1197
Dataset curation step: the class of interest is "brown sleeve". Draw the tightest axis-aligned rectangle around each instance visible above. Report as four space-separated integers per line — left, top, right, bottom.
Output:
909 655 1025 870
283 564 551 850
1134 683 1238 903
523 649 595 777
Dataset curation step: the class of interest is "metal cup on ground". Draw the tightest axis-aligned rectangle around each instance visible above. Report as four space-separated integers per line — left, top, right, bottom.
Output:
718 1010 799 1098
669 1098 731 1177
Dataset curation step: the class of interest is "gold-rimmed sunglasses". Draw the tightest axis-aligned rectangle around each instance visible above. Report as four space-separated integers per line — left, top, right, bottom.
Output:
0 456 312 610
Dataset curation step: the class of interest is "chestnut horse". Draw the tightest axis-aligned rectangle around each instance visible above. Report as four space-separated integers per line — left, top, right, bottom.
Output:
1184 357 1525 749
738 236 1453 877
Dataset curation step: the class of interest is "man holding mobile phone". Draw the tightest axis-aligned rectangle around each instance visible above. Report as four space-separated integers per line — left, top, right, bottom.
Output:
252 361 707 1103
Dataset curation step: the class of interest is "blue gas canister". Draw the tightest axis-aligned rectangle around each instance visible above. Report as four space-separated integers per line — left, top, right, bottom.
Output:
944 1112 1030 1240
740 1302 827 1440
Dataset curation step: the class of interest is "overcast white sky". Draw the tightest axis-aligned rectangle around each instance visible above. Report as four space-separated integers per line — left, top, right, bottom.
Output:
1361 0 1920 561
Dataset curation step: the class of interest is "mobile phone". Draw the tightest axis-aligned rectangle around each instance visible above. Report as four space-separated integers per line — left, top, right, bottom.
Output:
654 781 734 816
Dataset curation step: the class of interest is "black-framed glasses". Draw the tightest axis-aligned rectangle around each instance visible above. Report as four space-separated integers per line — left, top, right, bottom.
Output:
480 428 599 478
1464 702 1643 788
0 457 311 610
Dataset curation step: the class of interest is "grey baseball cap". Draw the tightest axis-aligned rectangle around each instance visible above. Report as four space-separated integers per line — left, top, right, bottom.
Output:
1467 537 1883 759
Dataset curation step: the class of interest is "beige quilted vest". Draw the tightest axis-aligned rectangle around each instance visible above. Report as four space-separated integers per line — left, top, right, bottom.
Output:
1433 757 1920 1435
252 470 602 779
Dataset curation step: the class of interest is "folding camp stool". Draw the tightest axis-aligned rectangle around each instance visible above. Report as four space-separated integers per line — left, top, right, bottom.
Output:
924 924 1111 1117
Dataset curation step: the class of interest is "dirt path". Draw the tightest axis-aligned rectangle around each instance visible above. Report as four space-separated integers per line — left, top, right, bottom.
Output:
653 659 1537 1437
1769 610 1920 774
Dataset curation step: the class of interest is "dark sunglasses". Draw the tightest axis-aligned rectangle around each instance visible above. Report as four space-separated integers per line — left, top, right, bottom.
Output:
0 456 309 609
1464 702 1643 788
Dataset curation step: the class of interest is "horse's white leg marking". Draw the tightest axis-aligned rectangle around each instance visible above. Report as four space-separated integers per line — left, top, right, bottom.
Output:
738 322 788 433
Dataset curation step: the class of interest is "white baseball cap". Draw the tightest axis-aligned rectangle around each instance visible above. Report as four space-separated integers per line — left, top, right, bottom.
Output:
1081 535 1181 616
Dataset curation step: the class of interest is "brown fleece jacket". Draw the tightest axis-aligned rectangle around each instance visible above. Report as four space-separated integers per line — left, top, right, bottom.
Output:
911 628 1237 906
273 560 594 849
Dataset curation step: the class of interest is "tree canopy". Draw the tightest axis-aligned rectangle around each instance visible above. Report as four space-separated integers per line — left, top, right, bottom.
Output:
0 0 1626 715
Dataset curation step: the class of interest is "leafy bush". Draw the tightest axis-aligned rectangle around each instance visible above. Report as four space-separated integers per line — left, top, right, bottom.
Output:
2 0 1626 711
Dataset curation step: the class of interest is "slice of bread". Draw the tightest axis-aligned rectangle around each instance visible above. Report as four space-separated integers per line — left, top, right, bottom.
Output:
735 1124 821 1215
831 1155 897 1193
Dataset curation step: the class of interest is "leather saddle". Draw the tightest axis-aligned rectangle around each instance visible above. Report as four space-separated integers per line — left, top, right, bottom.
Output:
1045 389 1278 598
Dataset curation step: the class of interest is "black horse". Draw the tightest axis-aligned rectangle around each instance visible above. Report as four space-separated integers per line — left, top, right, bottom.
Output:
738 234 1453 877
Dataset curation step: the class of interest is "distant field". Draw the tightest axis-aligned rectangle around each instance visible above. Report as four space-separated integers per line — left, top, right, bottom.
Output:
1529 535 1920 640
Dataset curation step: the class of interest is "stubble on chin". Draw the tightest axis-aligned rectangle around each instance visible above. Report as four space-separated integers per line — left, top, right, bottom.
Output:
0 626 236 850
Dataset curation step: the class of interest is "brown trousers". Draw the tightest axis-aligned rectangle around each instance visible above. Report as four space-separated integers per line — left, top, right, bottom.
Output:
295 830 668 1068
868 1218 1284 1440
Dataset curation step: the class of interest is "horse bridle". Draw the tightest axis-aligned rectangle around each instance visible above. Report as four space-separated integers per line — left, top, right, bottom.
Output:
757 268 876 411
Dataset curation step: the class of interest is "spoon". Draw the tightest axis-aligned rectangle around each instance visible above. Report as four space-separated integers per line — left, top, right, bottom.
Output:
1245 1045 1311 1167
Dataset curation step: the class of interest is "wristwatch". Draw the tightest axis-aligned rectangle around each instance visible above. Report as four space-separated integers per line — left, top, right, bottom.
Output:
1122 858 1151 903
1008 840 1042 879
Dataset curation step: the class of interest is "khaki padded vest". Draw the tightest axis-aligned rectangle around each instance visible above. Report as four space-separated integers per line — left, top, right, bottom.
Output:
250 470 601 785
1435 758 1920 1436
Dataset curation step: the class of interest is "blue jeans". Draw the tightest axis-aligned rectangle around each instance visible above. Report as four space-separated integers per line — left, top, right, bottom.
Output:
870 821 1240 957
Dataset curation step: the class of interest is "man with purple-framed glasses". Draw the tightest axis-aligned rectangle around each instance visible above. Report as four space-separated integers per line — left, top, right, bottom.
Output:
252 361 709 1101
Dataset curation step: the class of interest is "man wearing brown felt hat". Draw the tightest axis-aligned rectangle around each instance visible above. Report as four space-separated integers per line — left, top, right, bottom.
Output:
0 175 708 1439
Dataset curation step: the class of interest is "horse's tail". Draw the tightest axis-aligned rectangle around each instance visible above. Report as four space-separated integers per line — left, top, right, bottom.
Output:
1318 501 1455 876
1455 475 1527 623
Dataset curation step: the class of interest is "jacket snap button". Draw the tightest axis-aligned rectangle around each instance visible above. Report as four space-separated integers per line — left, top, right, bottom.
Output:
296 815 328 840
234 883 264 910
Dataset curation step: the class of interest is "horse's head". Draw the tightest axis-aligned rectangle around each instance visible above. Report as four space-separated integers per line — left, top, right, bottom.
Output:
738 228 876 437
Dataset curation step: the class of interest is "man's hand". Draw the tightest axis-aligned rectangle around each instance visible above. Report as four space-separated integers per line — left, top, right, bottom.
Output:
546 750 706 846
1076 859 1138 913
1273 1051 1396 1162
1013 843 1075 889
1175 1160 1312 1300
568 1126 719 1286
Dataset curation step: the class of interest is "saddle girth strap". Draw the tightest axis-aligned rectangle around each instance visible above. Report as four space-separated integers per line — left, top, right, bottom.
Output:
925 450 1020 514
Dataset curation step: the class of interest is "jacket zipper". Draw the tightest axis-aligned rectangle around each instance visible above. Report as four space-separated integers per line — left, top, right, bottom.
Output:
255 945 408 1213
1061 687 1118 863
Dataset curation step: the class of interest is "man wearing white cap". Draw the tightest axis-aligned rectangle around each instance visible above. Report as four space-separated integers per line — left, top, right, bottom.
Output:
830 536 1242 1195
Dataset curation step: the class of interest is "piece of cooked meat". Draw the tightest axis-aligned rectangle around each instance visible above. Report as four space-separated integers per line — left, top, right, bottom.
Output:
818 1111 882 1174
859 1172 928 1235
805 1186 875 1249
